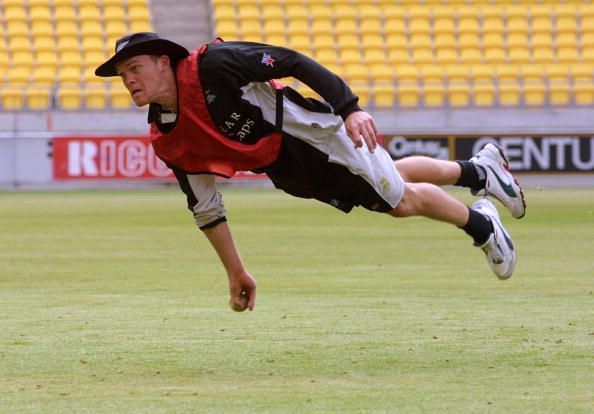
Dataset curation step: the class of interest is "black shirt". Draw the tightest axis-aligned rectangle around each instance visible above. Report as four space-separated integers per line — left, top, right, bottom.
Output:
149 41 361 143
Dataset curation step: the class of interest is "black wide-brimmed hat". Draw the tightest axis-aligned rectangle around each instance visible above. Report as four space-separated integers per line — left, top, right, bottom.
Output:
95 32 190 77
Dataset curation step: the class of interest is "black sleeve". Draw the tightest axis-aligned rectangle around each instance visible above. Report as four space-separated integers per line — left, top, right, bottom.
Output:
201 41 362 120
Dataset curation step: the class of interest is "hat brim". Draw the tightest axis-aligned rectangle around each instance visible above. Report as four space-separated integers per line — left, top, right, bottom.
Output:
95 38 189 77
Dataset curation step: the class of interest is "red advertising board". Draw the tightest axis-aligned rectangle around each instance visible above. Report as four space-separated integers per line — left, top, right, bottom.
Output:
52 136 268 181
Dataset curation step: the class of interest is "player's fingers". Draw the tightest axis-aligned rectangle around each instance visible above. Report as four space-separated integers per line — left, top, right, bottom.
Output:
349 126 363 148
363 123 377 152
247 287 256 311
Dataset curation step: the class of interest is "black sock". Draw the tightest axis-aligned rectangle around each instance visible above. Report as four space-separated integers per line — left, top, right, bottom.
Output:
460 207 493 246
455 161 486 190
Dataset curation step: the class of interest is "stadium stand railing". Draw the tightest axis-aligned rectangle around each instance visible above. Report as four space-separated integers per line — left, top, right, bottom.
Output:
211 0 594 109
0 0 153 111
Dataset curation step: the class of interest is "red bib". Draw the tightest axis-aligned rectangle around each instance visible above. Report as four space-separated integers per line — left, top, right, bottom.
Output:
150 44 282 177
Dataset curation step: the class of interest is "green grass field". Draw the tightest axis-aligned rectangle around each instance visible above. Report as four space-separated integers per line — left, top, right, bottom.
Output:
1 188 593 413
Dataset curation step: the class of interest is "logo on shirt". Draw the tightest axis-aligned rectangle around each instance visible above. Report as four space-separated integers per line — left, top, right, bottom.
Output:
261 53 275 67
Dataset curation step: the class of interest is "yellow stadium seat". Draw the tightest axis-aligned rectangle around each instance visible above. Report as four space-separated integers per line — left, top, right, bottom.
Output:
332 4 357 20
54 5 77 21
312 34 334 52
372 84 395 107
546 64 571 106
360 18 383 36
310 4 333 20
104 5 127 22
31 66 56 85
1 85 26 110
59 67 82 84
482 17 505 35
240 18 262 40
288 34 311 54
362 48 386 66
385 32 407 52
80 21 103 37
341 49 363 66
84 86 108 109
55 21 79 37
531 32 552 49
484 48 506 65
573 83 594 105
29 5 52 22
26 86 52 110
129 20 152 33
261 3 283 20
316 49 340 67
521 65 546 106
458 33 480 50
216 20 240 39
335 18 357 36
482 33 504 49
287 18 308 36
533 47 555 64
458 17 480 35
507 17 528 36
421 65 445 107
411 48 434 65
110 86 133 109
37 51 58 69
445 64 470 107
105 20 128 37
361 34 384 51
507 32 529 50
60 51 83 68
350 86 370 107
409 18 431 36
557 48 579 65
531 17 553 34
384 17 406 36
397 84 420 107
433 17 455 36
435 33 455 49
4 5 27 21
311 19 333 36
263 19 286 38
266 34 287 47
128 5 152 21
556 17 577 36
387 48 409 66
57 36 80 53
369 65 394 83
78 5 101 22
508 47 531 64
32 23 54 40
409 33 431 49
6 67 31 84
58 85 84 110
470 64 495 106
460 48 482 65
496 65 522 106
436 48 458 65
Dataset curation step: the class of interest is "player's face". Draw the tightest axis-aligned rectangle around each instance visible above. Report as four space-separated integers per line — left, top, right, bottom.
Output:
115 55 167 107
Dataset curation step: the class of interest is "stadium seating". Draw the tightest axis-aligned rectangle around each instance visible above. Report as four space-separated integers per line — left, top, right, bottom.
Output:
1 1 593 110
209 0 594 109
0 0 153 110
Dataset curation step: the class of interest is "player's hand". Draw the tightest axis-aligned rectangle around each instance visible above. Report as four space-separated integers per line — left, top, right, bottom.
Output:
345 111 378 153
228 270 256 312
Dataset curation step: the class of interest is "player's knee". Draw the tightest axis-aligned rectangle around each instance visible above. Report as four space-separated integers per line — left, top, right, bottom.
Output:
389 183 435 217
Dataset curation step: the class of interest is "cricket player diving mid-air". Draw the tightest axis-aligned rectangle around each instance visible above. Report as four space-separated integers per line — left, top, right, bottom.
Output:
96 32 526 312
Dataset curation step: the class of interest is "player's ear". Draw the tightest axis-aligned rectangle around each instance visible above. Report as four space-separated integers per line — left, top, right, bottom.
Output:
157 54 171 71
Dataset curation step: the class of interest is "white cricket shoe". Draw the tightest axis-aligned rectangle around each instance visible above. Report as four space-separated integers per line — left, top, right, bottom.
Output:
470 143 526 219
472 198 516 280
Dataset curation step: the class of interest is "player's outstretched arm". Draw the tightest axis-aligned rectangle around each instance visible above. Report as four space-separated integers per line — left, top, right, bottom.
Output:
203 221 256 312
